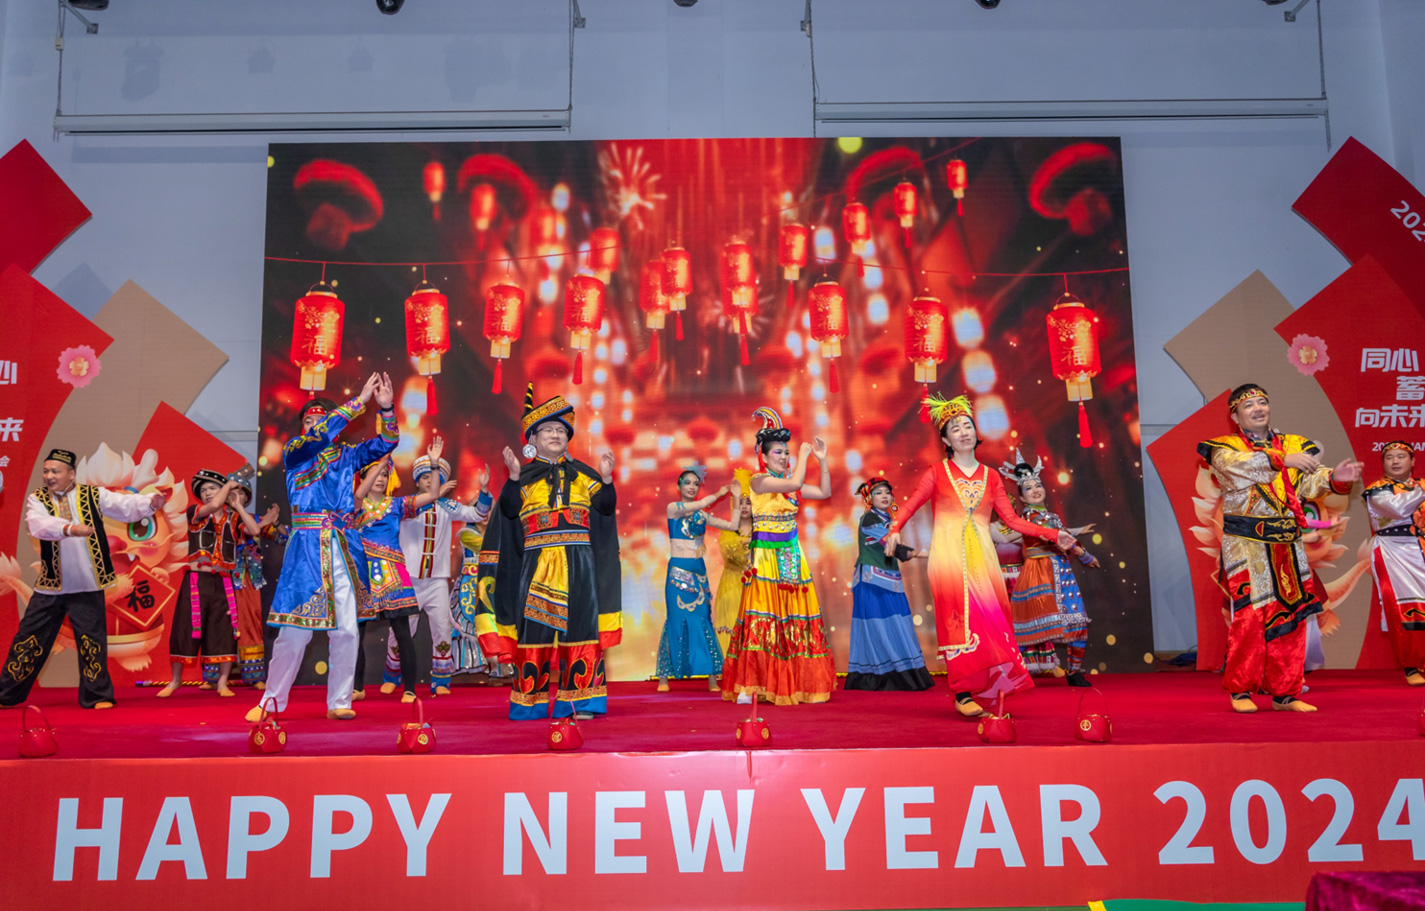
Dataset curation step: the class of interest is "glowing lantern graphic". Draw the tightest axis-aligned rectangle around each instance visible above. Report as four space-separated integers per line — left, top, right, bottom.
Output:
905 291 948 422
893 180 917 246
639 257 670 362
809 280 849 393
483 280 525 394
961 349 997 394
423 161 445 220
721 242 757 367
779 223 810 309
290 282 345 397
530 205 560 248
1046 290 1102 448
842 202 871 277
587 227 620 283
564 273 606 385
470 183 498 233
404 282 451 416
662 244 692 340
951 306 985 350
946 159 968 216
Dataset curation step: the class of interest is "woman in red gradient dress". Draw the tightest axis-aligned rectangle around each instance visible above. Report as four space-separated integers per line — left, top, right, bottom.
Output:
885 394 1078 716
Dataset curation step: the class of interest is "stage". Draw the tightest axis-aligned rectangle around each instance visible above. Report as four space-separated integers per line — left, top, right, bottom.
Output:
1 670 1423 911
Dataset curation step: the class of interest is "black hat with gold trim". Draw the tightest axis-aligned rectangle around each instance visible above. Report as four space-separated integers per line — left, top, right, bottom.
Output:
521 383 575 442
191 469 228 499
45 449 78 467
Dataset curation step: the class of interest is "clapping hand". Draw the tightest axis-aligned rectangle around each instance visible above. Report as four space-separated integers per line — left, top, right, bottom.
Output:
812 437 828 460
600 451 616 483
428 433 445 462
374 372 395 410
358 372 381 405
440 480 458 497
502 446 522 480
149 492 167 513
477 464 490 491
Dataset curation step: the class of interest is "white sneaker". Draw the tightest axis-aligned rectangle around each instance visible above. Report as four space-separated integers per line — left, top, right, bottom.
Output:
736 693 753 705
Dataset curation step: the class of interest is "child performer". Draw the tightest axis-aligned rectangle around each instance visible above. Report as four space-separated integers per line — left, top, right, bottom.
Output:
845 477 934 691
387 438 493 696
656 465 737 692
720 407 838 706
1363 441 1425 685
157 470 260 698
229 464 287 689
712 489 753 656
351 452 456 702
997 450 1100 686
452 505 498 680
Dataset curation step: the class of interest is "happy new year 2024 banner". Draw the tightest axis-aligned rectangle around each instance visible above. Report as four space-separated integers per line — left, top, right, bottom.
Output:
256 137 1150 680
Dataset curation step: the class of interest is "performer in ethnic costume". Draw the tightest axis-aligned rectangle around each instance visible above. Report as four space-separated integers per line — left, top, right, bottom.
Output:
0 449 165 709
477 384 622 720
719 407 837 706
1197 383 1361 713
452 503 498 679
656 465 737 691
884 395 1074 716
1362 441 1425 686
844 477 934 692
384 440 492 696
712 492 753 656
351 454 456 702
228 465 287 688
156 470 261 698
245 373 398 723
996 451 1101 685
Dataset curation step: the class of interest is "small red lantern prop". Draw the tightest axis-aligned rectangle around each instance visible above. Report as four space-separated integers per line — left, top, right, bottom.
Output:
893 180 917 247
905 291 948 422
946 159 968 216
842 202 871 277
423 161 445 220
564 273 606 385
483 279 525 395
405 281 451 417
470 183 498 233
721 242 757 366
1046 290 1102 448
809 280 849 393
779 223 810 309
662 245 692 340
290 281 345 397
587 227 620 284
639 257 669 362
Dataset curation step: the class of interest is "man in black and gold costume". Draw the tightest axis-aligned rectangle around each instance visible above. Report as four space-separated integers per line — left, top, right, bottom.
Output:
477 384 622 720
0 449 165 708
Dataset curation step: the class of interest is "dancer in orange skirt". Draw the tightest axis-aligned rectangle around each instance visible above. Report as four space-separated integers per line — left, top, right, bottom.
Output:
884 394 1077 717
720 407 837 706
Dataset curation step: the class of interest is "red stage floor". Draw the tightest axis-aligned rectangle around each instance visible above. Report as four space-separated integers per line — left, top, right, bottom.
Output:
9 669 1423 759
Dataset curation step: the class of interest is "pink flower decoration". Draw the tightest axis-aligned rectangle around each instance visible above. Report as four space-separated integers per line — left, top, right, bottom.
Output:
57 345 101 388
1287 334 1329 376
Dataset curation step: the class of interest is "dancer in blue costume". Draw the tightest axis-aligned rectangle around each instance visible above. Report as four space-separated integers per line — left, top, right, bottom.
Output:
245 372 397 723
350 445 456 703
655 464 738 691
844 477 935 691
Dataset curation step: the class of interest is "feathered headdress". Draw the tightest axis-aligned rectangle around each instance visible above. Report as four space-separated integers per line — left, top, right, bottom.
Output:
997 449 1043 486
751 406 792 471
924 392 973 431
677 462 707 485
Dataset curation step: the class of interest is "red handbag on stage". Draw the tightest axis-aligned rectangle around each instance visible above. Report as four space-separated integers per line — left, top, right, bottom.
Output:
735 709 772 749
976 693 1017 744
397 698 435 754
248 698 287 754
1075 687 1113 743
547 717 582 751
19 705 58 758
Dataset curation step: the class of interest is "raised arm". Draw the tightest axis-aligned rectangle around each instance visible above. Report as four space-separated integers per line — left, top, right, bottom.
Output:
26 493 73 540
669 484 730 518
590 478 617 515
411 480 459 511
752 443 812 495
349 381 400 469
888 469 935 535
229 494 262 536
193 480 239 520
283 389 371 469
97 486 161 523
800 437 833 501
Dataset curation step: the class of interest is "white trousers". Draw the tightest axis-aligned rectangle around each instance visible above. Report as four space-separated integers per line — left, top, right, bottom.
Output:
386 576 455 681
256 555 360 712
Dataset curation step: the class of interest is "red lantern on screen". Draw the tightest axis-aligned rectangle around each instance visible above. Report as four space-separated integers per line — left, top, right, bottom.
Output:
662 244 692 340
470 183 498 233
842 202 871 276
946 159 968 216
423 161 445 220
564 273 606 385
639 257 669 362
721 242 757 366
893 181 917 247
587 227 620 283
405 281 451 417
809 280 849 393
1046 290 1102 448
779 223 810 309
530 205 560 248
483 280 525 395
290 281 345 397
905 291 949 422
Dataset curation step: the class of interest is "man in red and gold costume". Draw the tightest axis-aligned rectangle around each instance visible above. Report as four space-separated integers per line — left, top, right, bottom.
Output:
1197 384 1361 713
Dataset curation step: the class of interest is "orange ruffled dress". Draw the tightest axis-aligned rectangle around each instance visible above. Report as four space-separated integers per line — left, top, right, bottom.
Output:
720 474 837 705
890 460 1059 699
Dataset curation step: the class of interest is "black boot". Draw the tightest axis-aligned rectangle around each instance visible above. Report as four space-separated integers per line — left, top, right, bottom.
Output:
1065 672 1090 687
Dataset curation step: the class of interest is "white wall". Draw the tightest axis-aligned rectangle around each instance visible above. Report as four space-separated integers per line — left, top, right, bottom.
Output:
1 0 1418 651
